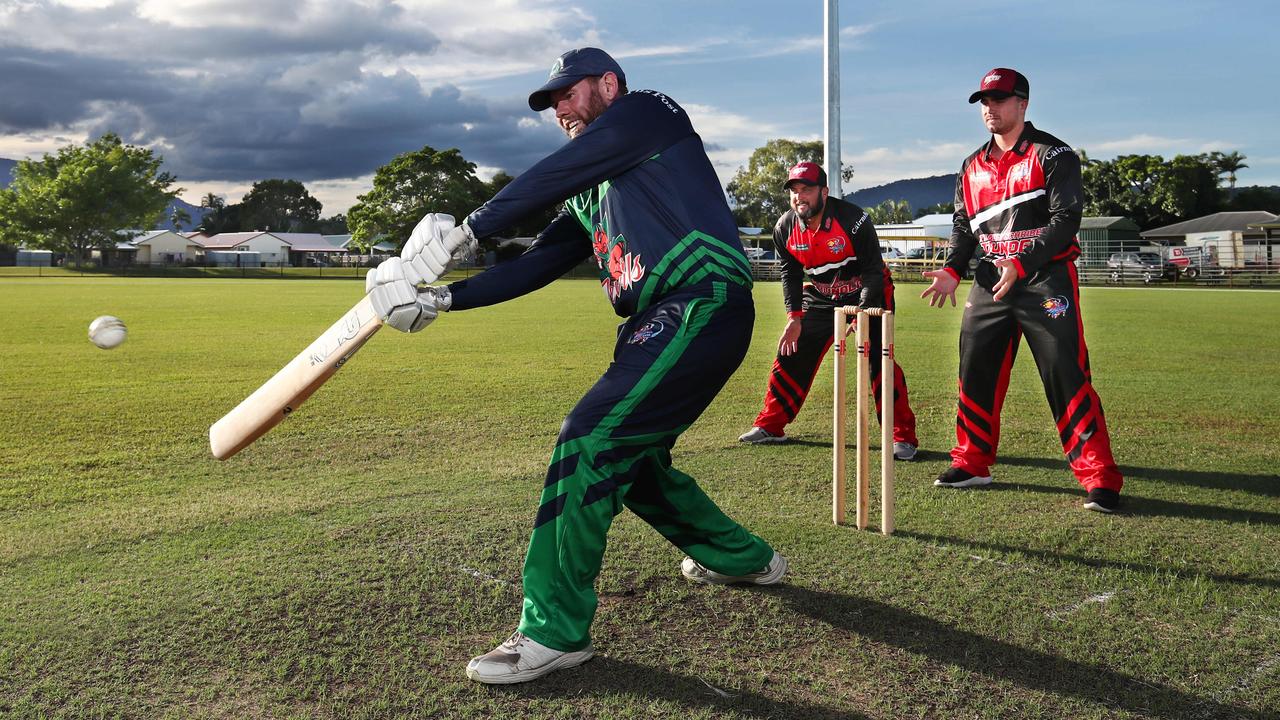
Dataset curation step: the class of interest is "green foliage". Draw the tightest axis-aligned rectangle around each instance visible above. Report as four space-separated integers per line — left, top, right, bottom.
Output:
1209 150 1249 190
239 178 323 232
0 133 178 262
1081 152 1224 228
346 146 486 252
867 198 913 224
915 202 953 218
727 139 854 228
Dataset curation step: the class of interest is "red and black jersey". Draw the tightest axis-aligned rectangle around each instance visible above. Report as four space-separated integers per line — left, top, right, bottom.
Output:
945 122 1083 289
773 197 889 315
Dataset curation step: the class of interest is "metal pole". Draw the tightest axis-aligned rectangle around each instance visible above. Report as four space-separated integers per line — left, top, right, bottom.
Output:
824 0 842 199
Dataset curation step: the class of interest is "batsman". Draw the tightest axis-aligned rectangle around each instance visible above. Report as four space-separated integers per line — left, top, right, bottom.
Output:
364 47 786 684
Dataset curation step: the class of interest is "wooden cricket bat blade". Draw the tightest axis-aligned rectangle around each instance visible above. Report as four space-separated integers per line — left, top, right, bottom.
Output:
209 293 383 460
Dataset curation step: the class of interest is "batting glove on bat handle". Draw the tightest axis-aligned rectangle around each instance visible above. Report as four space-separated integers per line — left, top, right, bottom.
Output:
401 215 478 286
369 261 451 333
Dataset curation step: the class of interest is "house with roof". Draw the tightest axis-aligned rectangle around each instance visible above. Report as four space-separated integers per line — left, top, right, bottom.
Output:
126 230 205 265
199 231 288 263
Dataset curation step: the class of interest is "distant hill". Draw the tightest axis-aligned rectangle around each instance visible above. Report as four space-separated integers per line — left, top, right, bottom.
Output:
0 158 16 187
159 197 211 232
845 174 957 213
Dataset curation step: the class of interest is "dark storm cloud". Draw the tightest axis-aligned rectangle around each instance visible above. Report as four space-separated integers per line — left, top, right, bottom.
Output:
0 48 566 184
0 2 569 182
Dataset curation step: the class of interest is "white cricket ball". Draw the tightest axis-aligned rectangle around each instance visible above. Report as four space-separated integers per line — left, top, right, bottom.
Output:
89 315 128 350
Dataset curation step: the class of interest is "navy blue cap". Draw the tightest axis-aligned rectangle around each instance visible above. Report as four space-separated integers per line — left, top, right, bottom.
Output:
528 47 625 111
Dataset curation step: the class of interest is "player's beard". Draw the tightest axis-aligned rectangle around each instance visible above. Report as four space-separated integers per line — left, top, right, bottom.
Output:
563 84 611 139
797 195 825 221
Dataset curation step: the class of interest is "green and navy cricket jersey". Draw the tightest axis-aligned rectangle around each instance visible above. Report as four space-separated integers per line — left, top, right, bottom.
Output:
449 89 752 317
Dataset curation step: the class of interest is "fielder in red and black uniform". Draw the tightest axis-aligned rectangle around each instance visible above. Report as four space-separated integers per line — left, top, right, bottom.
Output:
740 161 919 458
921 68 1123 512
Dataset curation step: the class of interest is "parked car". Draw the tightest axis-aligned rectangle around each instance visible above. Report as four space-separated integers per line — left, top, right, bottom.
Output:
1106 252 1166 283
744 247 776 261
880 245 905 260
904 247 948 261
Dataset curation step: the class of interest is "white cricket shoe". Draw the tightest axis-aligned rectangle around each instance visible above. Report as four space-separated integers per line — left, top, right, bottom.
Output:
892 442 918 461
465 631 594 685
681 551 788 585
738 427 788 444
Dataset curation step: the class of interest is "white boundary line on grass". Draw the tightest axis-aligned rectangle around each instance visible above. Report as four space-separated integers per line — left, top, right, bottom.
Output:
1045 591 1116 619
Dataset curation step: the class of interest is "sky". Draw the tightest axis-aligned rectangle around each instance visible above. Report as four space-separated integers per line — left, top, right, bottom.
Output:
2 0 1277 217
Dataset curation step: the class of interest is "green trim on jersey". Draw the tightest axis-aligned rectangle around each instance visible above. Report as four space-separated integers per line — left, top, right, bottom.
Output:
634 232 752 311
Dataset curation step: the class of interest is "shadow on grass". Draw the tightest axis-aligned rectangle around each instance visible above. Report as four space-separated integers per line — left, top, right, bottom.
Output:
969 477 1280 526
994 453 1280 498
773 586 1274 720
503 585 1272 719
503 655 870 719
896 529 1280 591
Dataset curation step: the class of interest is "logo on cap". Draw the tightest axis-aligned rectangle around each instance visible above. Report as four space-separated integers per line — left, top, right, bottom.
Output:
549 59 563 78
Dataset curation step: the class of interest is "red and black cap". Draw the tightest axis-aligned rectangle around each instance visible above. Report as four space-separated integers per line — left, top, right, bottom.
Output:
783 161 827 190
528 47 626 112
968 68 1029 104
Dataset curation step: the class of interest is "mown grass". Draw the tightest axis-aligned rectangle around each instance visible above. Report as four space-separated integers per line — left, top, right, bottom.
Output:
1 277 1277 719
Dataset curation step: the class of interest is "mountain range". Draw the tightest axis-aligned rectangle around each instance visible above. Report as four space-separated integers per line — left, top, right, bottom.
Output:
845 174 956 213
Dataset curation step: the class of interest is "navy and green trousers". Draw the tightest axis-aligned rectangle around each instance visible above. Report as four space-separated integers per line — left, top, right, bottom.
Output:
518 281 776 652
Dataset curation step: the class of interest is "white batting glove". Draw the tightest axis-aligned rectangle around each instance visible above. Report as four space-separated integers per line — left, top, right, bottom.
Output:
368 258 452 333
401 212 478 285
365 254 408 293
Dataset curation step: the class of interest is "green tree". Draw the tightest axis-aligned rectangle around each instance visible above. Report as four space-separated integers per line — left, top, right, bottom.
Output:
867 199 913 224
915 202 953 218
726 139 855 229
347 146 487 251
240 179 322 232
1082 153 1223 228
1210 150 1248 190
200 193 225 211
0 133 178 264
197 202 243 234
315 214 349 235
170 206 192 231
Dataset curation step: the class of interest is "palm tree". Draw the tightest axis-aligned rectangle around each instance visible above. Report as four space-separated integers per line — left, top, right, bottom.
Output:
1213 151 1249 190
169 207 191 231
200 193 225 210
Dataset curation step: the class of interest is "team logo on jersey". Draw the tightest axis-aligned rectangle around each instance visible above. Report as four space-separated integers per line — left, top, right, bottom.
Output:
1042 295 1070 319
1009 159 1032 184
826 236 847 254
593 225 646 303
793 243 810 251
627 320 665 345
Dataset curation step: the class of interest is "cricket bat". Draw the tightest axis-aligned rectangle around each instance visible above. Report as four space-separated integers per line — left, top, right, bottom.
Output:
209 293 383 460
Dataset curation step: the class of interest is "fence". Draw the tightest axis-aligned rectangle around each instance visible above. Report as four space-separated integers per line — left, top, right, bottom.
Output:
746 241 1280 288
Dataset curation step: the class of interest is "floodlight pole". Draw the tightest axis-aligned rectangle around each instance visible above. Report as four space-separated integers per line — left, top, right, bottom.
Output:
824 0 842 199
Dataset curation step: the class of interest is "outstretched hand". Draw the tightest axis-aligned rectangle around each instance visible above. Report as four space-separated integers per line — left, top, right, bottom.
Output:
920 269 959 308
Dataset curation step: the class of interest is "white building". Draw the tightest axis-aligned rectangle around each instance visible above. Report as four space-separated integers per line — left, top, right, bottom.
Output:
127 230 204 264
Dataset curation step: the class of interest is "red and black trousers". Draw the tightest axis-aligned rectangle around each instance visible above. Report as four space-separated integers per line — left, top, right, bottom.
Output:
752 288 918 445
953 262 1123 491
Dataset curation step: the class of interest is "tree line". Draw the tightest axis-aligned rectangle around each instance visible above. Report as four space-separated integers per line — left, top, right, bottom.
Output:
0 134 553 264
2 133 1274 266
726 140 1275 230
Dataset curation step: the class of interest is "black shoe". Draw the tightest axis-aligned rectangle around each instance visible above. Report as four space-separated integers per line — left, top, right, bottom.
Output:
1083 488 1120 513
933 466 993 488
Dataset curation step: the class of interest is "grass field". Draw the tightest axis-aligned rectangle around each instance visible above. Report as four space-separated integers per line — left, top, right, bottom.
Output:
2 276 1278 719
